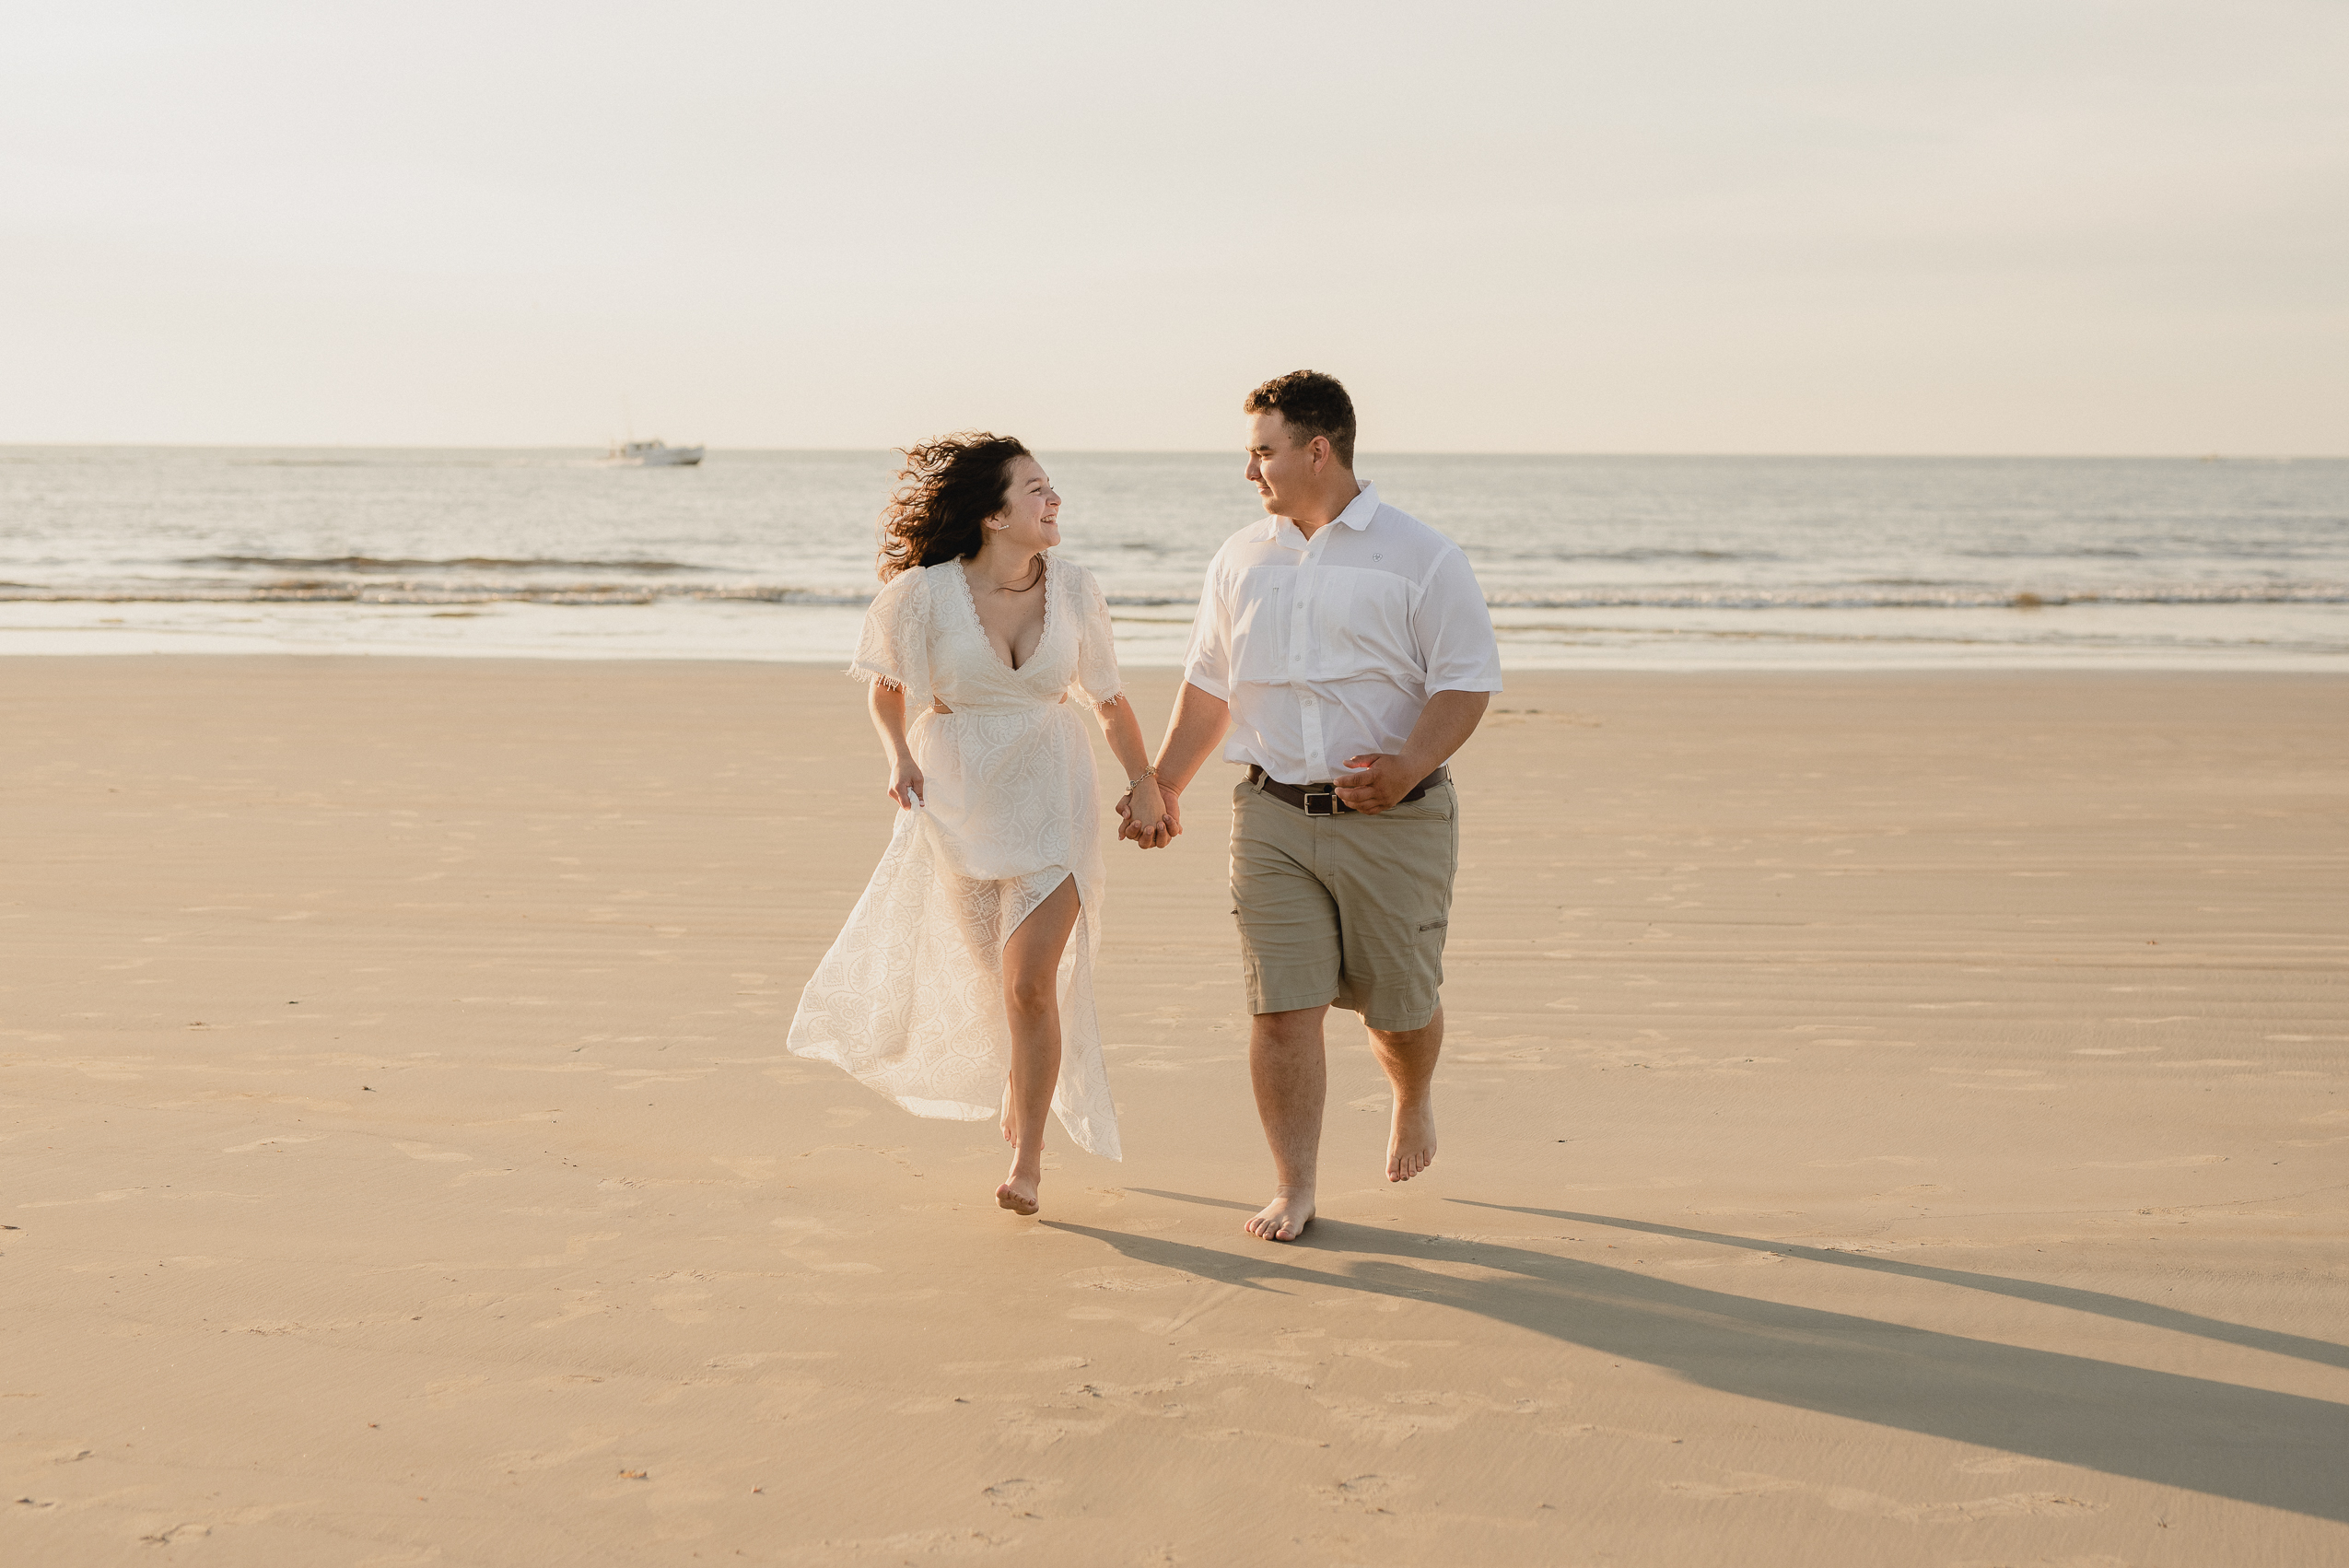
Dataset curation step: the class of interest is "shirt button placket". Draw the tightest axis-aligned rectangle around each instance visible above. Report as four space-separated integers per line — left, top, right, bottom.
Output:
1287 552 1325 785
1292 548 1316 774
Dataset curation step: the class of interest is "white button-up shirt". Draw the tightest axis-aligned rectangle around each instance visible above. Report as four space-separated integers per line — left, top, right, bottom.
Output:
1181 482 1503 785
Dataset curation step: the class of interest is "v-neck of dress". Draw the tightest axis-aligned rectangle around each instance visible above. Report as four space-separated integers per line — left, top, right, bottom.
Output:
951 556 1054 673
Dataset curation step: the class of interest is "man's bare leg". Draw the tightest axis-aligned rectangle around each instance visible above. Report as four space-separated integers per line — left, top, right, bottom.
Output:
1369 1005 1443 1182
1245 1004 1328 1242
997 876 1080 1216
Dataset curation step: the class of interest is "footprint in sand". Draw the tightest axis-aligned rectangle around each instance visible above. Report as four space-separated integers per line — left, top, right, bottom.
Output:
982 1477 1059 1517
1322 1473 1419 1508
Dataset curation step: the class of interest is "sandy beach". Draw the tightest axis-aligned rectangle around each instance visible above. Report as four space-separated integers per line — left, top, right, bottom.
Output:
4 657 2344 1567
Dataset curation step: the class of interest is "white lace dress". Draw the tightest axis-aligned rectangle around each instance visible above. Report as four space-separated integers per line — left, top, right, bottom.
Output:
786 555 1124 1159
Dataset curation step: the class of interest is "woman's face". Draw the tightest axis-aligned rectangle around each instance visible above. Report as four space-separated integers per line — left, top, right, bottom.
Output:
989 455 1061 552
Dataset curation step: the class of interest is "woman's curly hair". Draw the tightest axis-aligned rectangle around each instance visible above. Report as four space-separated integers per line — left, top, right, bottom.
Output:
877 432 1034 580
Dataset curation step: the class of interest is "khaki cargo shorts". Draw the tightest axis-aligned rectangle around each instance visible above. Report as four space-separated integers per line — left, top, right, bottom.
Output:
1230 775 1460 1032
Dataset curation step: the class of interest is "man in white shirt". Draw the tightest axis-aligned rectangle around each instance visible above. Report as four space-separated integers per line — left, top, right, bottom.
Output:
1125 370 1502 1243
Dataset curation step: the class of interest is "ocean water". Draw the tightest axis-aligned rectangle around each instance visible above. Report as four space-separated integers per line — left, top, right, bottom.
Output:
2 447 2344 668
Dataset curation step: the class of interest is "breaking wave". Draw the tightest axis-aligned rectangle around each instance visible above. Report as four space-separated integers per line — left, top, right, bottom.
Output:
180 554 715 573
1478 584 2349 610
6 581 2343 611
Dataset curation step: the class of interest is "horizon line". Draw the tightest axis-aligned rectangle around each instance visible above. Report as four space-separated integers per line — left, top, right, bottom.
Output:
3 443 2343 462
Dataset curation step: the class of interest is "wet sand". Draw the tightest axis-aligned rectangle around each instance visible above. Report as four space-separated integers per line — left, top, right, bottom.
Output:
4 658 2345 1566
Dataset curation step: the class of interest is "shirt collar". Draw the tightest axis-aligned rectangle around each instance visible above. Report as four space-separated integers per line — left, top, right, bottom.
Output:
1262 481 1379 548
1332 481 1380 530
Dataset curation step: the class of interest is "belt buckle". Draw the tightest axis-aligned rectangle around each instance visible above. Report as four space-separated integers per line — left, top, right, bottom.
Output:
1303 785 1340 817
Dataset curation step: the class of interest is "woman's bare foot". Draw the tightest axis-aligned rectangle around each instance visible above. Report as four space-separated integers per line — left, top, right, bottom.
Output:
1387 1098 1437 1182
1245 1187 1315 1243
996 1159 1041 1215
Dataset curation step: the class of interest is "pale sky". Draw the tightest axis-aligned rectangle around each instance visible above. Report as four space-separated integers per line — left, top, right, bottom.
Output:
6 2 2344 453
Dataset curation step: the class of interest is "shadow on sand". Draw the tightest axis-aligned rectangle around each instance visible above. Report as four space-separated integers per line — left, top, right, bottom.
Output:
1056 1193 2349 1524
1461 1200 2349 1374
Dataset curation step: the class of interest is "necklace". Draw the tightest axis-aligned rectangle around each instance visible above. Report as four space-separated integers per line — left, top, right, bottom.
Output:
982 556 1046 594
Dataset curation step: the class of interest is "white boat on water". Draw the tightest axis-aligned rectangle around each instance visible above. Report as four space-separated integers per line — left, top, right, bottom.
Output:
603 439 704 467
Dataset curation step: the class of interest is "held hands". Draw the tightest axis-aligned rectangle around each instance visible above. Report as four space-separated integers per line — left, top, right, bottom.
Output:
1333 753 1419 814
1116 778 1181 849
886 758 925 811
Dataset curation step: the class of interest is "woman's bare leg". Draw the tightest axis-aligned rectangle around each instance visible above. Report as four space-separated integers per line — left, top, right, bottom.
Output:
996 875 1080 1214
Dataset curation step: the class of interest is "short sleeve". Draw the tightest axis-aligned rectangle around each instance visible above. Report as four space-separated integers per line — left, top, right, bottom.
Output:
848 567 933 713
1069 564 1123 708
1179 550 1233 701
1413 547 1504 695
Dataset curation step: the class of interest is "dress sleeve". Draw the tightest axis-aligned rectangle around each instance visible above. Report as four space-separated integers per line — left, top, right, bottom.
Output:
1069 564 1123 708
848 567 933 713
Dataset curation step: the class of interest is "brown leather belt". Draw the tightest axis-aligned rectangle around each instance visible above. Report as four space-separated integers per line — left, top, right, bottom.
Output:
1247 764 1448 816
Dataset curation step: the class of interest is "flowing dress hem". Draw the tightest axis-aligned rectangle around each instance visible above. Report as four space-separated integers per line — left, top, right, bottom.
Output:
789 556 1124 1163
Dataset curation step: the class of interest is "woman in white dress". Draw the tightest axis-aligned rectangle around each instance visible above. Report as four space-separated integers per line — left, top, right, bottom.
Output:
787 434 1168 1214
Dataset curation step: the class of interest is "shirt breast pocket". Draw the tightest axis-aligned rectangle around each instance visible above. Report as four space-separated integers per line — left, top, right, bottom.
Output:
1315 568 1412 681
1229 568 1292 684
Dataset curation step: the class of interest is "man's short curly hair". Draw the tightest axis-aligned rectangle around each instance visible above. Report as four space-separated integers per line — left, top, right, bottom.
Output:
1243 369 1356 468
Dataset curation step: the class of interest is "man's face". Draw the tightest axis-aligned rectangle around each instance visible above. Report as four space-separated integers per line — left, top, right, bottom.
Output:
1244 410 1321 517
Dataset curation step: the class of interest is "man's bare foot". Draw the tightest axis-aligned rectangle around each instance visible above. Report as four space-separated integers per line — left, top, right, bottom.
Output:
1387 1098 1437 1182
996 1163 1040 1215
1245 1187 1315 1243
